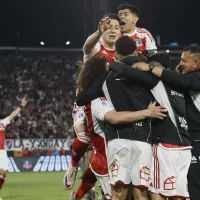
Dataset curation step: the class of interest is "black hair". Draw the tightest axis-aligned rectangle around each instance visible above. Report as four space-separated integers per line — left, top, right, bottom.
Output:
115 36 137 56
149 53 171 69
103 13 121 24
118 4 139 16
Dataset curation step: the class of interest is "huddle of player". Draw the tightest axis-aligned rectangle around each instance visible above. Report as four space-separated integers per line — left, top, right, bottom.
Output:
63 3 200 200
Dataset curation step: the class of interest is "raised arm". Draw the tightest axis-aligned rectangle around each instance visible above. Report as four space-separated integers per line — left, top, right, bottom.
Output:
109 62 159 88
8 98 27 121
133 62 200 91
83 17 110 56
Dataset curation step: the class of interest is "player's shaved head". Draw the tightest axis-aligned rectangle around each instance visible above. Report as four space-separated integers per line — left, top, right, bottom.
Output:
149 53 171 69
186 46 200 61
115 36 137 56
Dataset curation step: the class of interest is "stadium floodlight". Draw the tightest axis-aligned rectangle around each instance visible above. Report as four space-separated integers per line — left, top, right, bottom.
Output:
66 41 70 45
166 50 170 53
40 41 45 46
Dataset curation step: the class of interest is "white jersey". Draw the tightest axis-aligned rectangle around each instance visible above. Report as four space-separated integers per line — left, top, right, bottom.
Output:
90 97 114 136
123 27 157 54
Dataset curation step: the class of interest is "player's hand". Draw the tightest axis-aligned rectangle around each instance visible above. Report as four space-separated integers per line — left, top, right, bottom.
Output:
148 101 167 120
98 17 111 35
132 62 150 71
20 98 28 107
175 63 183 73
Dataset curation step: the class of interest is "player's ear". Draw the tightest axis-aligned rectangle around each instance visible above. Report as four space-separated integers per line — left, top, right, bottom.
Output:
133 15 139 24
114 52 119 61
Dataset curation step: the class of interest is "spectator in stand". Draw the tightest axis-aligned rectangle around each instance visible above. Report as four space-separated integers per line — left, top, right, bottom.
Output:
0 54 77 139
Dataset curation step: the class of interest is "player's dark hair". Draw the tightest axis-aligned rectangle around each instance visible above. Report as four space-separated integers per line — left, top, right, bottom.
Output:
115 36 137 56
103 13 121 24
118 4 139 16
77 56 107 90
149 53 171 69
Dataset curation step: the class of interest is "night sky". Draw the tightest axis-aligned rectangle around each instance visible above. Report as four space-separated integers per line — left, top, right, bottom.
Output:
0 0 199 47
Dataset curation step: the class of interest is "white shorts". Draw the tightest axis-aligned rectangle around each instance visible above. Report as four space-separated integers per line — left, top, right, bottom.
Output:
96 175 111 200
150 144 192 198
0 150 8 170
107 139 152 188
73 106 86 131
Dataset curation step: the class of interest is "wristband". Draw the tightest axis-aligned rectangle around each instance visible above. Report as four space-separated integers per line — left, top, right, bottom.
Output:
149 65 155 72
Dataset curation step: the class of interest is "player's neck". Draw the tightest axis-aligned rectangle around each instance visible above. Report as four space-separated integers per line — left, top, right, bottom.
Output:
126 26 136 35
102 41 115 50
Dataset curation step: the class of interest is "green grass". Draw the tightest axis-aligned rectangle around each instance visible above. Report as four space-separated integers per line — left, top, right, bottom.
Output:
0 172 99 200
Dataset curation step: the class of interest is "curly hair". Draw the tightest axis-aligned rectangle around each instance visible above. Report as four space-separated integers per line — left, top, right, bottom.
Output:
76 56 107 90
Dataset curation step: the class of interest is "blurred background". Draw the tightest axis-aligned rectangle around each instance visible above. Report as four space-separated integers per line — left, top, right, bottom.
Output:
0 0 199 170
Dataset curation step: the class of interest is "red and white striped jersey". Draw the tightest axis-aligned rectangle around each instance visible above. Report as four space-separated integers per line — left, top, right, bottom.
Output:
123 27 157 55
84 98 114 176
83 41 115 64
0 117 10 149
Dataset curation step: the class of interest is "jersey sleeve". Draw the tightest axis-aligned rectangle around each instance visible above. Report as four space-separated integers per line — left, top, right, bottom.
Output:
91 98 114 121
83 42 101 62
0 117 11 128
144 29 157 50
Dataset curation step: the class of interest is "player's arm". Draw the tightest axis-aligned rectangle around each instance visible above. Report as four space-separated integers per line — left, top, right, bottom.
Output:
8 98 27 121
104 102 167 125
133 62 200 91
92 100 167 125
110 62 159 89
83 17 110 56
144 29 157 57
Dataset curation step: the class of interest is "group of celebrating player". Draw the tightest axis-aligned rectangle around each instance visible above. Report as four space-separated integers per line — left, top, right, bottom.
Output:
63 3 200 200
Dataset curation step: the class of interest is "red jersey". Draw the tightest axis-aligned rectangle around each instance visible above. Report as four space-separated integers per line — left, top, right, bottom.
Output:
123 27 157 55
84 98 113 176
84 41 115 64
0 117 11 149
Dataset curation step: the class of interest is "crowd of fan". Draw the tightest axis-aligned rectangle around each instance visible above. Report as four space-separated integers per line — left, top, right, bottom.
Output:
0 53 79 139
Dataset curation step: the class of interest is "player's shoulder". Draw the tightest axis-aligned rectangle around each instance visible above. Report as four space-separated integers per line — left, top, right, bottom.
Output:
136 27 154 41
91 97 109 108
92 97 106 104
136 27 150 33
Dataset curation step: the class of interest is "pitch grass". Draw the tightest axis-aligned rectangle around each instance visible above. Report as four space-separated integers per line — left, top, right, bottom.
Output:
0 172 100 200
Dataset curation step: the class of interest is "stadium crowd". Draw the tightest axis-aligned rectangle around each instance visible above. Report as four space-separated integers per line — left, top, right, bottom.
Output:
0 54 77 139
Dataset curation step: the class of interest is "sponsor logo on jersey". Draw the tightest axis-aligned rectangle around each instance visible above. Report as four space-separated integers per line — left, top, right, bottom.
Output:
178 117 188 130
171 90 184 98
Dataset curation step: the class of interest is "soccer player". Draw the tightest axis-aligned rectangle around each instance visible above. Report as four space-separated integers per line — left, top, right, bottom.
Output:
118 4 157 56
83 13 121 63
0 98 27 194
70 56 167 200
134 47 200 200
111 53 192 200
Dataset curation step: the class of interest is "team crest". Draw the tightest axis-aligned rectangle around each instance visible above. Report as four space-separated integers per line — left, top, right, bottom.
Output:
135 39 143 47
